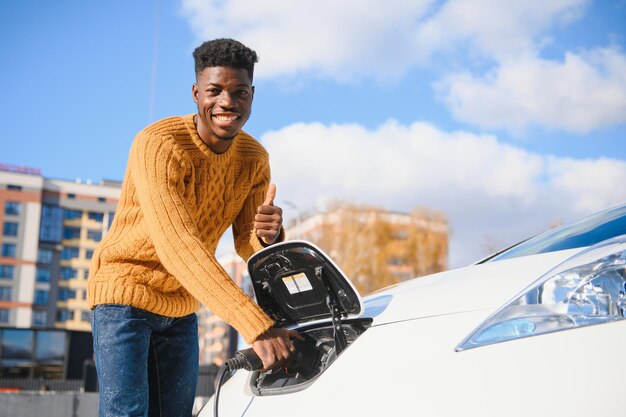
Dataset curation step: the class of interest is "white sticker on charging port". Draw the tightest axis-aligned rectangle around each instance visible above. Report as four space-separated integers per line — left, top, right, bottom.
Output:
282 272 313 294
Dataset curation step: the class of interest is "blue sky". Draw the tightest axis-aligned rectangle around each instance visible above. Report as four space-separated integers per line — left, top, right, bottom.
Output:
1 0 625 267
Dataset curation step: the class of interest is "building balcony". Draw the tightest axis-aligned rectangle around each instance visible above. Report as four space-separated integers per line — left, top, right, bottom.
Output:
63 219 82 228
65 298 88 310
56 319 90 332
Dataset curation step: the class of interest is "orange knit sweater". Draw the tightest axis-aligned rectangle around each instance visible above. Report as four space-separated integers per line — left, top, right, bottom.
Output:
88 114 276 344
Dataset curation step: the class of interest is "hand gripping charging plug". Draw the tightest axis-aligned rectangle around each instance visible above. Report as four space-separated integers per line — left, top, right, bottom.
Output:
226 336 319 374
225 335 319 372
213 338 321 417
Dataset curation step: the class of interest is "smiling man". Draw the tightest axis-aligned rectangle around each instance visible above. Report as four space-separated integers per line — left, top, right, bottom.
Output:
88 38 298 417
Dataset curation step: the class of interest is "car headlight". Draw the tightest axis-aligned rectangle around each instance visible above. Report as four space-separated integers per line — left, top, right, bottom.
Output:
457 234 626 351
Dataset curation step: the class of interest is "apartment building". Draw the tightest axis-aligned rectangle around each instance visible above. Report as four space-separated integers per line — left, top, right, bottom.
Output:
0 166 44 328
0 165 120 331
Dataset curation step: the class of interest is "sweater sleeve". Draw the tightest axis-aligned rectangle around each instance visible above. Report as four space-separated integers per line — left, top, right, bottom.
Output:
130 132 274 343
232 157 285 261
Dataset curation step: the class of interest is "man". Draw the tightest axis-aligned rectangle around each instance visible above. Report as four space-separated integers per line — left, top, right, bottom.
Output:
88 38 299 417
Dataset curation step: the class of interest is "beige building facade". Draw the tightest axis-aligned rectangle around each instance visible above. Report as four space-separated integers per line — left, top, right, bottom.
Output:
0 166 120 331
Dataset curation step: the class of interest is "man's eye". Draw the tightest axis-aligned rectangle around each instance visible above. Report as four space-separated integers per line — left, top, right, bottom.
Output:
207 88 220 95
238 90 250 98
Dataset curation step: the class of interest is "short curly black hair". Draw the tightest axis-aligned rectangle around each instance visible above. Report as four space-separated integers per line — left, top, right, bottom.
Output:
193 38 259 82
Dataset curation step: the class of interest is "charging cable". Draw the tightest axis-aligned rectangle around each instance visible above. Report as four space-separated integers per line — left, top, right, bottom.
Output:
213 349 263 417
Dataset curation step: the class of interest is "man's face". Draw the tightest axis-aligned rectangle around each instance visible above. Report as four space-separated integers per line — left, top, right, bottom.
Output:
192 66 254 150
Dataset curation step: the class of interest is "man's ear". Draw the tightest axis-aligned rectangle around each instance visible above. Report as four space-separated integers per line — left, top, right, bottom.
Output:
192 83 199 104
251 85 255 101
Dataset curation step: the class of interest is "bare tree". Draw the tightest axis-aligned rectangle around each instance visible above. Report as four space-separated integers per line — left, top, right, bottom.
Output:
306 202 448 295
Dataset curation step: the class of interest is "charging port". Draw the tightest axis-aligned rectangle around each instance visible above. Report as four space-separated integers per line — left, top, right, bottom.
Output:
249 319 371 395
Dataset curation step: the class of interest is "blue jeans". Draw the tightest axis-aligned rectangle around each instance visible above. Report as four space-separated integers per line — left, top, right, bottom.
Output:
92 305 199 417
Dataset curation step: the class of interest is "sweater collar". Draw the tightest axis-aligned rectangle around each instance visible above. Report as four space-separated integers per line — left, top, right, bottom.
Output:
183 114 240 161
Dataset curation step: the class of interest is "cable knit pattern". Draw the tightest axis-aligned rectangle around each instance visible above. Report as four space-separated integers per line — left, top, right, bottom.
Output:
88 114 278 344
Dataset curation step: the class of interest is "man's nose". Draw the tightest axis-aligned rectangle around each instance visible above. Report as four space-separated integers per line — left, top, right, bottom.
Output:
217 91 236 108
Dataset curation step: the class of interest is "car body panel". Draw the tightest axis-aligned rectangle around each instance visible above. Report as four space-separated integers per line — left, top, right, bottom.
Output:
367 248 580 326
209 311 626 417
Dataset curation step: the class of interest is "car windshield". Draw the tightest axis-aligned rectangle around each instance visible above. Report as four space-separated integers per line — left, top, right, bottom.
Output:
486 203 626 262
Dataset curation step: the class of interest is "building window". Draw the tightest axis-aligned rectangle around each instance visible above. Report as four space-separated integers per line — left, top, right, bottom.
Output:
34 290 49 305
1 243 16 258
34 331 66 366
86 230 102 241
37 248 53 264
0 309 9 323
60 267 77 280
4 201 21 215
387 257 407 266
88 212 104 222
0 287 13 301
98 197 106 203
81 311 91 322
57 288 76 301
85 250 94 260
393 230 409 240
391 271 413 280
56 309 73 322
2 329 34 374
61 247 79 260
63 227 81 240
0 265 14 279
67 193 76 199
36 268 51 283
108 212 115 229
7 184 22 191
40 205 64 242
3 222 18 237
32 310 47 326
64 209 82 220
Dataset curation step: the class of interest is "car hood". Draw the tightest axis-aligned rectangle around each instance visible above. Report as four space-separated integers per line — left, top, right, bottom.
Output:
363 248 582 326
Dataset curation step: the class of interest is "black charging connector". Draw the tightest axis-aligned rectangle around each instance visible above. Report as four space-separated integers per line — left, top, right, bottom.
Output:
213 336 321 417
214 348 263 417
224 348 263 371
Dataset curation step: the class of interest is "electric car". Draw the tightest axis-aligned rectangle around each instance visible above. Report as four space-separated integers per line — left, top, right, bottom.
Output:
202 203 626 417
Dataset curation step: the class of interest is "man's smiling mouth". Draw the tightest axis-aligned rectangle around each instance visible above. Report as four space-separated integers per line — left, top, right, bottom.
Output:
213 114 239 122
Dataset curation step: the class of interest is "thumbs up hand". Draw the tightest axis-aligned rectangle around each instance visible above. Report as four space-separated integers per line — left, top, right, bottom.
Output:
255 183 283 245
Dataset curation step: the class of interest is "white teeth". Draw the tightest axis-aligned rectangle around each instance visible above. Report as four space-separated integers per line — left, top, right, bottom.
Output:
214 114 238 122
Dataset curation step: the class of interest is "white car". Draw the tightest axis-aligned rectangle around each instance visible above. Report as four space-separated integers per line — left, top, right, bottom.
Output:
202 203 626 417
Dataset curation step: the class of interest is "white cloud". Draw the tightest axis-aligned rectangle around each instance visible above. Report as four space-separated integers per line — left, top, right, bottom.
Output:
413 0 589 61
180 0 433 81
548 156 626 212
180 0 589 79
437 47 626 133
262 120 626 267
